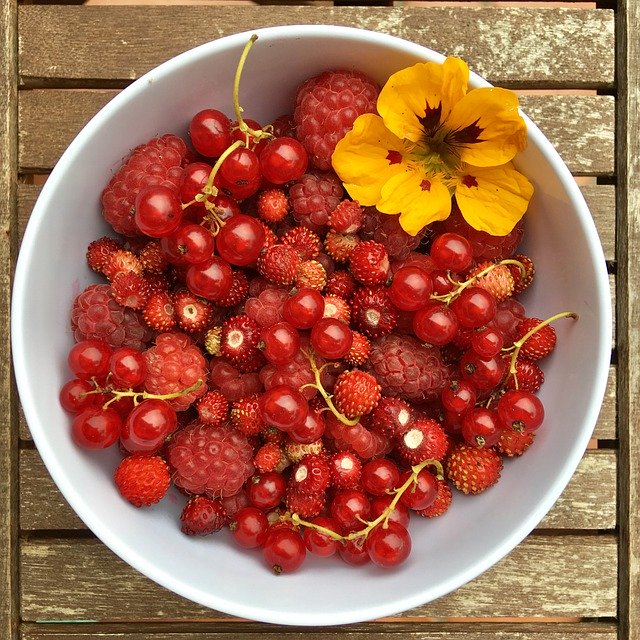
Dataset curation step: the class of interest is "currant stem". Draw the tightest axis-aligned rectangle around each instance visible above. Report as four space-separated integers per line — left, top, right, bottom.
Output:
83 379 204 409
290 458 444 542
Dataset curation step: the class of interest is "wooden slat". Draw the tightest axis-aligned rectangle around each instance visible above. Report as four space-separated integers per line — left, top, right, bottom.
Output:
18 621 620 640
615 2 640 639
19 534 617 620
0 0 19 638
17 448 616 532
17 6 614 89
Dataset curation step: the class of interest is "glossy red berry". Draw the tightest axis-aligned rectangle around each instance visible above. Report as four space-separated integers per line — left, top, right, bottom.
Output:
189 109 232 157
59 378 105 413
430 232 473 272
135 185 183 238
171 224 215 265
360 458 401 496
388 266 433 311
260 322 300 366
259 136 308 184
68 339 112 380
120 398 177 454
461 407 502 449
282 288 325 329
72 406 122 449
310 317 353 359
497 389 545 434
247 471 287 511
259 384 309 432
215 214 266 267
451 286 497 329
185 256 233 301
302 516 340 557
262 527 306 574
108 347 147 388
366 521 412 568
231 506 269 548
398 469 438 510
412 302 458 346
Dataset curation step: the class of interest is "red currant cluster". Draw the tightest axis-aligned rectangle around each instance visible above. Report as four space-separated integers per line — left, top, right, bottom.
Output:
59 36 577 575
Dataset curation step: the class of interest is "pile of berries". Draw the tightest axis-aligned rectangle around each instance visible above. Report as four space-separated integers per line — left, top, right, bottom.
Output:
59 40 575 574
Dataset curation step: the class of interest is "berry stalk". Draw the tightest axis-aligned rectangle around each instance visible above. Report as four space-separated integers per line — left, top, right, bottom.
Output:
84 378 204 409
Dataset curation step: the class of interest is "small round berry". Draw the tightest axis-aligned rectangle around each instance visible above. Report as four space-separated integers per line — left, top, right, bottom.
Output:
215 214 266 267
68 339 112 380
135 185 183 238
430 232 473 272
366 521 412 568
108 347 146 388
72 406 122 449
262 527 307 574
259 136 309 184
259 385 309 433
310 317 353 359
388 266 433 311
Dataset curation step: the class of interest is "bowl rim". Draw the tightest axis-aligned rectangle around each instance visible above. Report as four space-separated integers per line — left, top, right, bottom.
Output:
11 23 613 626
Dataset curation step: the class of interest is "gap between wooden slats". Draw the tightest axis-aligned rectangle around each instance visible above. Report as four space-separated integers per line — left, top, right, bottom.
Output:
17 6 614 89
18 534 617 621
17 447 617 531
16 620 620 640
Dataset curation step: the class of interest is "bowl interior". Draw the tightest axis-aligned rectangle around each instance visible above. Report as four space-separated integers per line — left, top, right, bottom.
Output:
11 25 612 625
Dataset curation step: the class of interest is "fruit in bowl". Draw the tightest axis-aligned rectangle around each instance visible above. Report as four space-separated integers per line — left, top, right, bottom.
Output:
11 26 611 625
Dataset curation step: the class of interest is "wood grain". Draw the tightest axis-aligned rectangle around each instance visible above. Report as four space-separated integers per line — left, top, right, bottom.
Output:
17 6 614 89
19 535 617 621
16 90 614 176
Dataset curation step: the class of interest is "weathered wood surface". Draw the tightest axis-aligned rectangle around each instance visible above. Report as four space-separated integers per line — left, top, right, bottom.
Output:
17 6 614 89
16 90 615 176
19 535 617 621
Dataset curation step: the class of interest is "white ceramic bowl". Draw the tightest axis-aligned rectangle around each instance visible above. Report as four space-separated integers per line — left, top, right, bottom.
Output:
12 25 612 625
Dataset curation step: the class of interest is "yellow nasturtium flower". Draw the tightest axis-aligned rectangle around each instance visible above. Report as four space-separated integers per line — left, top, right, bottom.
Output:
332 57 534 236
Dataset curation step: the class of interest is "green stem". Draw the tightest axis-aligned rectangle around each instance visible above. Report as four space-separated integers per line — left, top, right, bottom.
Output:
83 379 204 409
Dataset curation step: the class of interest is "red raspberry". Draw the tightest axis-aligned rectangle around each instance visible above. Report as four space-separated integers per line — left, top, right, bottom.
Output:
323 294 351 323
180 495 227 535
285 488 325 518
496 429 535 457
360 207 427 261
446 442 503 494
230 394 265 436
326 270 356 300
143 332 208 411
508 254 535 295
324 232 359 263
101 133 189 236
216 271 249 308
326 414 389 460
103 249 143 281
110 271 150 310
254 442 286 473
138 240 168 274
257 188 289 223
167 422 255 498
349 240 390 286
515 317 557 360
289 454 331 494
196 390 229 427
333 370 382 419
172 289 213 333
396 417 449 464
282 226 322 260
86 236 123 274
71 284 154 351
257 244 302 286
329 200 364 234
293 69 379 171
244 287 289 327
416 479 452 518
345 331 371 367
143 291 176 331
350 286 398 338
209 358 262 403
367 334 450 402
220 314 262 372
391 251 437 276
295 260 327 291
328 450 362 488
289 171 344 232
114 455 170 507
370 396 414 438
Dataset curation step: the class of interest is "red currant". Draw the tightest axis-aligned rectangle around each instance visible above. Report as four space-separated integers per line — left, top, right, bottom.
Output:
231 506 269 549
412 302 458 346
288 408 325 445
388 266 433 312
282 288 325 329
302 516 340 557
189 109 232 158
259 385 309 432
366 521 412 568
171 224 215 265
398 469 438 510
430 232 473 272
497 389 545 433
471 326 504 358
72 406 122 449
247 471 287 511
120 398 177 454
68 339 112 380
451 286 497 329
330 489 370 532
310 317 353 359
215 214 266 267
360 458 401 496
259 136 308 184
461 407 502 449
59 378 105 413
185 256 233 301
260 322 300 366
262 527 306 574
135 185 183 238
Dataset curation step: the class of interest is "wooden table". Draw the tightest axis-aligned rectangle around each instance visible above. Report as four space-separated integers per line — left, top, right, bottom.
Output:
1 0 638 638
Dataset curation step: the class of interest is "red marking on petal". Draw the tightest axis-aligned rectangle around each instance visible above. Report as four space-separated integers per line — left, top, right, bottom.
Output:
449 120 483 145
386 150 402 165
420 179 432 192
419 103 442 138
462 175 478 188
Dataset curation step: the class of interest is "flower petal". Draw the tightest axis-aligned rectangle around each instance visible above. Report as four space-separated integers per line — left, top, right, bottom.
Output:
445 87 527 167
454 163 534 236
378 57 469 143
331 113 409 205
377 169 452 236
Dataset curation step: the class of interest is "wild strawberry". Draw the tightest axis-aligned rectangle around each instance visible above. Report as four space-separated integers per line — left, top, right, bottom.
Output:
282 226 322 260
504 356 545 392
370 396 414 438
143 291 176 331
324 231 359 263
289 454 331 494
396 418 449 464
173 290 213 333
328 450 361 488
258 220 278 249
230 394 264 436
180 495 227 535
322 294 351 323
257 188 289 223
254 442 287 473
196 390 229 427
326 270 356 300
329 199 364 234
103 249 143 281
216 270 249 308
496 429 535 457
86 236 122 274
508 254 535 295
285 488 325 518
284 438 324 463
143 272 171 295
114 455 170 507
515 317 557 360
138 240 168 274
446 442 503 494
345 331 370 366
204 325 222 356
350 286 398 338
416 479 452 518
258 244 302 285
295 260 327 291
333 369 381 419
467 261 514 302
220 314 262 371
349 240 390 286
110 271 150 310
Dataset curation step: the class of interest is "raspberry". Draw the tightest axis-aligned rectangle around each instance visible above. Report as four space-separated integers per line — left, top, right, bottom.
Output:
172 289 213 333
110 271 150 310
216 271 249 308
396 417 449 464
293 69 379 171
101 133 188 236
324 232 359 263
230 394 265 436
295 260 327 291
143 332 208 411
244 287 289 327
370 396 414 438
349 240 390 286
167 422 255 497
350 286 398 338
446 442 503 494
333 369 382 419
282 226 322 260
289 454 331 494
220 314 262 371
515 317 557 360
257 244 301 286
323 294 351 323
416 479 452 518
391 251 437 276
114 455 170 507
209 358 262 403
509 254 535 295
71 284 154 351
496 429 535 457
329 200 364 234
196 390 229 426
345 331 370 366
257 188 289 223
326 270 356 300
86 236 122 274
360 207 427 261
254 442 286 473
289 171 343 232
180 495 227 535
467 261 515 302
367 334 450 402
285 488 325 518
143 291 176 332
103 249 143 281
